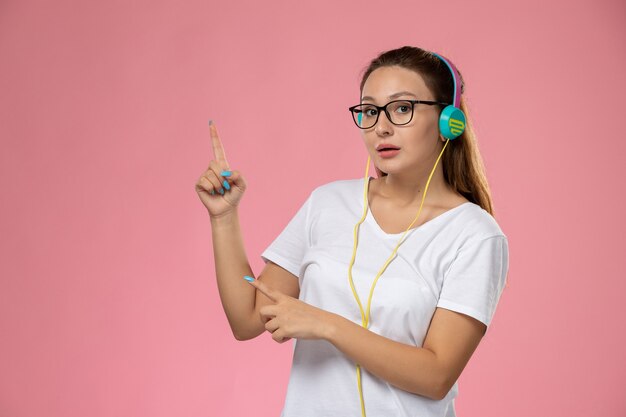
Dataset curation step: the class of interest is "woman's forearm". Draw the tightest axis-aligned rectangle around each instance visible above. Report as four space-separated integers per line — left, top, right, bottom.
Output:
324 313 446 401
210 209 257 340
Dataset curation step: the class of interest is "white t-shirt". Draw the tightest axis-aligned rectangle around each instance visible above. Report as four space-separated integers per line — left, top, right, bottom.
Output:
260 177 509 417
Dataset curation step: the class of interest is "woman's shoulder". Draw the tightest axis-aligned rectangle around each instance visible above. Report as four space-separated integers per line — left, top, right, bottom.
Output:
452 201 508 243
297 178 365 216
308 177 363 200
313 177 363 191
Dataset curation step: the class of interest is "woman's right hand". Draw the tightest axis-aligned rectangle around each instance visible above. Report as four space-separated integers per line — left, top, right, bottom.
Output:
195 121 247 218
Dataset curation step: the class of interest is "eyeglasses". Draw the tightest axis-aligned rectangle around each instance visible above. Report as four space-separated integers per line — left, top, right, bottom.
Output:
348 99 449 129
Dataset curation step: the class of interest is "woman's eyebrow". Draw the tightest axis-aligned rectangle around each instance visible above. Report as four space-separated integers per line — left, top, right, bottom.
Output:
361 91 418 102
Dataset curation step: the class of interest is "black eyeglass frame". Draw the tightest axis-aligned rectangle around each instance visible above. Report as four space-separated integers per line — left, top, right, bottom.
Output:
348 99 450 129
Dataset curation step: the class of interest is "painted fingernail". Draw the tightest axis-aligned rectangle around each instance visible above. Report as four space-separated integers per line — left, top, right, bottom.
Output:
222 180 230 190
243 275 255 282
219 188 224 195
220 170 232 177
210 190 215 195
208 119 213 126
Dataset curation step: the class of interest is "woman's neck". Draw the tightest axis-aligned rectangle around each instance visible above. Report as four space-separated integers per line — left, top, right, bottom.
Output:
375 167 450 208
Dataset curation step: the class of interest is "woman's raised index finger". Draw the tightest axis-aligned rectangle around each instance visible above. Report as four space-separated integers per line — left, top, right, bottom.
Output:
209 120 229 165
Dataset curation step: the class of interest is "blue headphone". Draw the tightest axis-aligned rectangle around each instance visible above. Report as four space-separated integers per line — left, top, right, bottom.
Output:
431 52 466 140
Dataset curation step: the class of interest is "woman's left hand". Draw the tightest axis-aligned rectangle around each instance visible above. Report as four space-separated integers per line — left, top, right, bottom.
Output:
246 278 334 343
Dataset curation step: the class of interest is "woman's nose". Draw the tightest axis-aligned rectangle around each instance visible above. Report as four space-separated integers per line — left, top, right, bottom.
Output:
375 111 393 135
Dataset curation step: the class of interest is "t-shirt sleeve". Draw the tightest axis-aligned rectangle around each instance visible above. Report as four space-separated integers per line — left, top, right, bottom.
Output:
260 192 313 278
436 235 509 330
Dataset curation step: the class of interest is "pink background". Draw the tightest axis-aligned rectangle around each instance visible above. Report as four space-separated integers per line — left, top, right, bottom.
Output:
1 0 625 416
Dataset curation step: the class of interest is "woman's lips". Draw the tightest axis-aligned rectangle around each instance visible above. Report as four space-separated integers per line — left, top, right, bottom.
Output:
377 149 400 158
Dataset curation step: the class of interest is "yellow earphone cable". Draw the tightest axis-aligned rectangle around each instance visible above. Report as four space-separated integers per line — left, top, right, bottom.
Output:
347 139 450 417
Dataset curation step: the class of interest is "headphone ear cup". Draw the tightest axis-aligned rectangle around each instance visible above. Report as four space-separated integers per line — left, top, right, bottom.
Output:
439 105 466 140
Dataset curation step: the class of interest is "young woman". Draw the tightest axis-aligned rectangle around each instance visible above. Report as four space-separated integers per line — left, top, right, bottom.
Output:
196 45 509 417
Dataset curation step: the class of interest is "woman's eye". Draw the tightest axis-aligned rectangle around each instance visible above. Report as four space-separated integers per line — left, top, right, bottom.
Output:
397 105 409 113
364 108 378 117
